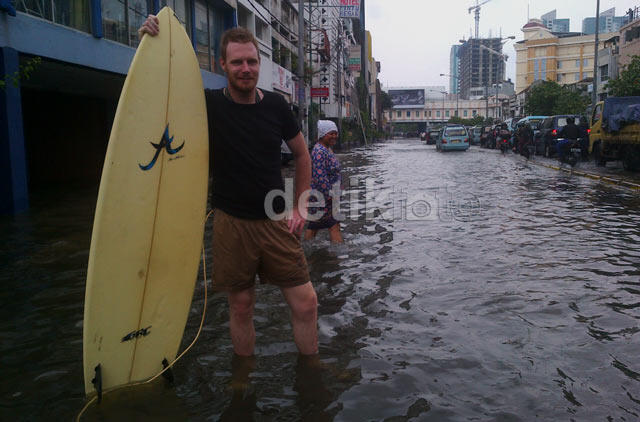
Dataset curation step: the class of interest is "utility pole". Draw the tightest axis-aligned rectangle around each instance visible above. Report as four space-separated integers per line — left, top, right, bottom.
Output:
298 0 306 139
592 0 600 105
336 30 343 150
360 0 368 119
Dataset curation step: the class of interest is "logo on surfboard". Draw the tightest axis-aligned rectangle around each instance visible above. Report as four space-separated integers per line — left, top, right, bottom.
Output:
139 125 185 171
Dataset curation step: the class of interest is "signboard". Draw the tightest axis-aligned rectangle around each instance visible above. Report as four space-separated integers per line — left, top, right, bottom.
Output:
272 64 293 96
348 57 361 71
349 46 361 71
311 87 330 98
389 89 425 108
339 0 360 18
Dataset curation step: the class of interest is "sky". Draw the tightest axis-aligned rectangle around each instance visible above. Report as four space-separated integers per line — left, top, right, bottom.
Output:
365 0 638 89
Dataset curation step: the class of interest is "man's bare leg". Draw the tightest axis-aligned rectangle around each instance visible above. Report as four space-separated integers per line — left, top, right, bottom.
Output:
228 287 257 356
281 282 318 355
304 228 318 240
328 224 343 244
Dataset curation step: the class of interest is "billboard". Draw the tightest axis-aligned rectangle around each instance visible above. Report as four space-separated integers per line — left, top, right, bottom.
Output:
339 0 360 18
388 89 425 108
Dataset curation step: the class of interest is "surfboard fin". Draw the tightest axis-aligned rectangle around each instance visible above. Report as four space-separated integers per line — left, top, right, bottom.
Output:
161 358 174 384
92 364 103 403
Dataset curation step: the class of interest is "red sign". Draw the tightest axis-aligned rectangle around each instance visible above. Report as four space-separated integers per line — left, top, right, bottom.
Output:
311 87 329 98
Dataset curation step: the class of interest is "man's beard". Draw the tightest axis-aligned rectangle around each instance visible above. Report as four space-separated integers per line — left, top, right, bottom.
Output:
229 75 257 93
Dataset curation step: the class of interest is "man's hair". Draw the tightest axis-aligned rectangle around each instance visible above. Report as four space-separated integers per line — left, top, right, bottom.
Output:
220 28 260 61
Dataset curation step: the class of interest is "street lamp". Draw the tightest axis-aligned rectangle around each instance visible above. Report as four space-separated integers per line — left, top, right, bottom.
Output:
439 73 459 118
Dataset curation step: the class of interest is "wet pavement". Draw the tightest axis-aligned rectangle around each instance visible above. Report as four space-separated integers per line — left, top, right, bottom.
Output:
1 139 639 421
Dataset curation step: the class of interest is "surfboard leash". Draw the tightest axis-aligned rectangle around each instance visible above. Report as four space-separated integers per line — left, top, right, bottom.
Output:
76 209 214 421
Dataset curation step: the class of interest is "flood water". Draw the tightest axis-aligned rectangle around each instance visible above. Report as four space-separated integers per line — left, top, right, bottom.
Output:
1 139 639 421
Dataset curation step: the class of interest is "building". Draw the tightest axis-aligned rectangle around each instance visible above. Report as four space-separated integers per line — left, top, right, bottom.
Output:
583 8 633 35
541 10 570 33
458 38 505 100
596 35 620 100
514 19 609 94
1 0 239 214
1 0 371 214
618 7 640 68
449 45 460 94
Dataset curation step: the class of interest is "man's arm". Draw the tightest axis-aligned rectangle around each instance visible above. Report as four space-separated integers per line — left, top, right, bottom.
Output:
138 14 159 38
286 132 311 235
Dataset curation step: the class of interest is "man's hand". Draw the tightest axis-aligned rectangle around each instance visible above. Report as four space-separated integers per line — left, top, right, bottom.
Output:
287 207 307 236
138 14 160 38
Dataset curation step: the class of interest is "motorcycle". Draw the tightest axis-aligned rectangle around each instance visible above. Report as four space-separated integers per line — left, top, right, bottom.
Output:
556 138 582 167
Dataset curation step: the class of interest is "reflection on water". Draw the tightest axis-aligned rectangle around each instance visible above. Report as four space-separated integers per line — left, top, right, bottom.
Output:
1 141 639 421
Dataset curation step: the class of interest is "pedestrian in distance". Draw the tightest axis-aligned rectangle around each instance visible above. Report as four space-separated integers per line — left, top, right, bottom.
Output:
304 120 343 244
138 17 319 359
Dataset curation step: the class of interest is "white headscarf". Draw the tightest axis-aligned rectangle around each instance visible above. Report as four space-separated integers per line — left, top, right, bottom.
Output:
317 120 338 140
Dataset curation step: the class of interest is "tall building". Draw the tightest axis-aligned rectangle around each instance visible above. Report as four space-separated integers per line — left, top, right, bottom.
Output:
449 45 460 94
541 10 570 33
582 8 631 35
458 38 505 100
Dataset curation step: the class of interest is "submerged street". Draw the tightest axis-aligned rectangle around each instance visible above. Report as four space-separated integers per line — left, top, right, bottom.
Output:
2 139 640 421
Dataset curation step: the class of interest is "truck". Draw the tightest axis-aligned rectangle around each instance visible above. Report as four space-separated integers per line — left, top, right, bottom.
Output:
589 96 640 171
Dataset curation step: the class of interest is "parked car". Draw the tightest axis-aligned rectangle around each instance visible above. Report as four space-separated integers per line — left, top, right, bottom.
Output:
536 115 586 157
470 126 483 145
426 129 440 145
436 125 470 151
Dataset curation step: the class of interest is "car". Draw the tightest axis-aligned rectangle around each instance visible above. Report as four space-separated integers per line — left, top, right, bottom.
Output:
426 129 440 145
536 115 587 157
436 125 470 151
470 126 483 145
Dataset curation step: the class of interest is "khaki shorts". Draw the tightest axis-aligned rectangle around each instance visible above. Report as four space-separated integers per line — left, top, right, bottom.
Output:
211 209 310 292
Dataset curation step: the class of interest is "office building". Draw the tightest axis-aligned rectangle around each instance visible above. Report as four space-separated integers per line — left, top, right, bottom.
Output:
582 8 632 35
449 45 460 94
541 10 570 33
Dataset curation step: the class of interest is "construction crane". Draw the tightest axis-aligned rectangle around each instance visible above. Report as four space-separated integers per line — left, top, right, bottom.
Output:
468 0 492 39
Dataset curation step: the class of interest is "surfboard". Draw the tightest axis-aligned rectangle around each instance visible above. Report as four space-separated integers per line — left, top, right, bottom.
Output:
82 7 208 396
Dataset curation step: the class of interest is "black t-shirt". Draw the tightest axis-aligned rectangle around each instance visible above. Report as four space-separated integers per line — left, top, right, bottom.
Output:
204 89 300 219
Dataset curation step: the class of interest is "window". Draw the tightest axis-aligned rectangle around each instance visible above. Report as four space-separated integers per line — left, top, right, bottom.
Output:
575 73 580 81
600 64 609 82
256 18 269 43
473 110 477 116
209 5 226 75
464 110 468 117
534 59 539 81
557 61 562 69
428 111 432 117
161 0 189 28
541 58 547 81
397 111 401 118
575 59 580 67
445 110 450 117
584 58 589 67
436 111 441 117
194 0 210 71
557 74 562 82
18 0 91 33
406 111 411 118
592 103 602 124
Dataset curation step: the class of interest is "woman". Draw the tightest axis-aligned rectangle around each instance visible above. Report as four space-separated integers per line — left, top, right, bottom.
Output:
305 120 343 243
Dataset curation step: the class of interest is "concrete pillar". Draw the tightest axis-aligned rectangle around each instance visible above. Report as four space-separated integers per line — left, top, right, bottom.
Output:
0 47 29 214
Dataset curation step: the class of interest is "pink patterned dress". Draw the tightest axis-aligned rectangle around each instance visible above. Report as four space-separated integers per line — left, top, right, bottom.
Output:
307 142 341 230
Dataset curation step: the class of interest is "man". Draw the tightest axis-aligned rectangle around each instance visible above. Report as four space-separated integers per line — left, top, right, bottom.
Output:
139 18 318 357
557 116 580 161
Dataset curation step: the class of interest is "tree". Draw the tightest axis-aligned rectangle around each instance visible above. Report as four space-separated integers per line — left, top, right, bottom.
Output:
379 90 393 110
607 55 640 97
0 57 41 90
525 80 589 115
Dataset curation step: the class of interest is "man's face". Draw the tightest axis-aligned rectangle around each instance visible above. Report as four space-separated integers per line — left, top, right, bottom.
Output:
220 42 260 93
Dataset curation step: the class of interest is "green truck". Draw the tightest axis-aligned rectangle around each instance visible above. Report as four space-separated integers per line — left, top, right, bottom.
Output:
589 96 640 171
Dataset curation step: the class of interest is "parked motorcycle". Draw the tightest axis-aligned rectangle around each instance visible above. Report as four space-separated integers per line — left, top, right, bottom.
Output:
556 138 582 167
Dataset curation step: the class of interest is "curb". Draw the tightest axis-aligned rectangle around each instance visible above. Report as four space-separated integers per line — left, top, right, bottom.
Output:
531 159 640 192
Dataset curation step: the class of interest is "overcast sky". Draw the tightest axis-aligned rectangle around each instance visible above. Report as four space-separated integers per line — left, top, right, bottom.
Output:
365 0 638 89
